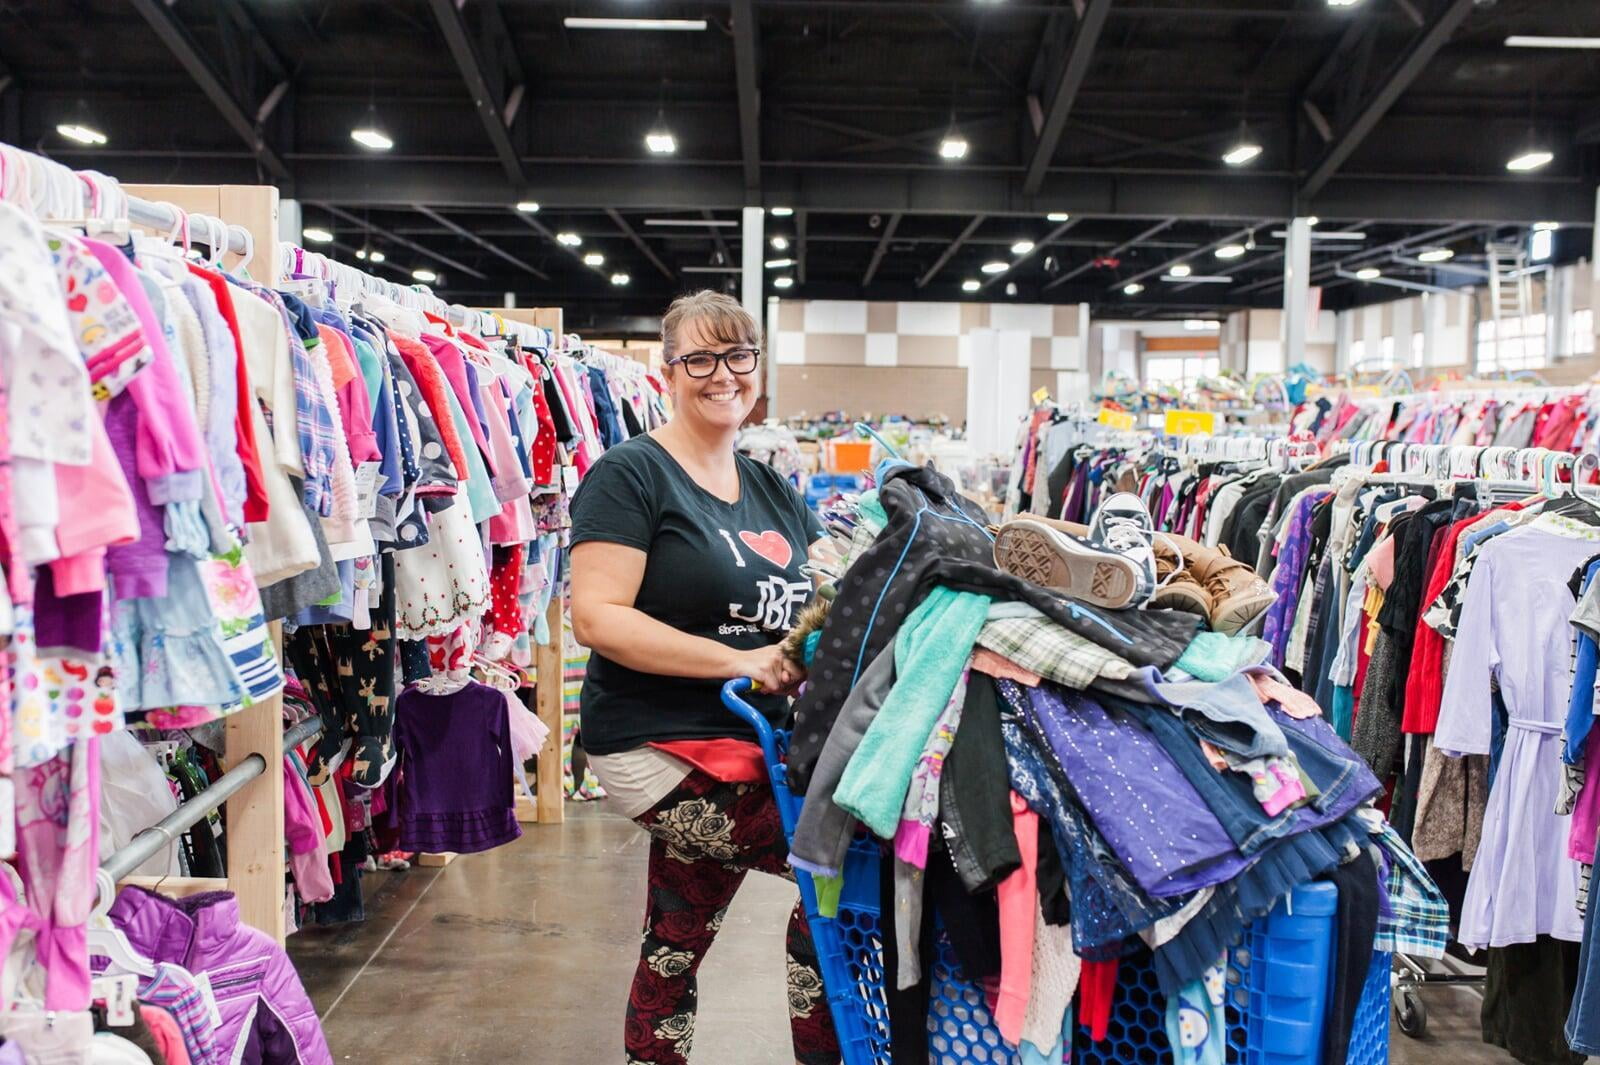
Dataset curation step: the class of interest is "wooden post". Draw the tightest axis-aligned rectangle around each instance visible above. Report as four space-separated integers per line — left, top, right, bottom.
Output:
124 183 288 940
534 590 566 824
121 184 281 281
225 623 287 942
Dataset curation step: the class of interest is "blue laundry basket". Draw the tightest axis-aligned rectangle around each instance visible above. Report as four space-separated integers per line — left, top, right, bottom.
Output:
721 679 1391 1065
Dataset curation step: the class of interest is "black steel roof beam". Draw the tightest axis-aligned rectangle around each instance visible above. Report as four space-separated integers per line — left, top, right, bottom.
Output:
428 0 527 186
1044 216 1174 291
702 210 736 268
731 0 762 198
1113 224 1259 289
1230 221 1478 294
414 205 550 281
981 216 1082 290
1299 0 1476 202
917 215 987 289
132 159 1596 225
310 202 490 280
1023 0 1113 197
861 212 902 287
127 0 291 181
606 209 677 282
796 210 809 285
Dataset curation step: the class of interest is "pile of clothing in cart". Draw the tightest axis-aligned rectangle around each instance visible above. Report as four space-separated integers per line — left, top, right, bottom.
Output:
781 455 1446 1065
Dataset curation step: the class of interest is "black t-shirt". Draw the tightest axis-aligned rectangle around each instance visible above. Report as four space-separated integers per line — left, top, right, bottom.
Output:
569 435 824 755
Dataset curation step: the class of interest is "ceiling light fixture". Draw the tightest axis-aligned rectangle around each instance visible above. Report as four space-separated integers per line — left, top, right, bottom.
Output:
939 134 970 161
1123 282 1144 295
556 232 583 247
1270 229 1366 240
1168 263 1192 278
765 258 795 269
351 126 394 151
1534 221 1561 231
1505 35 1600 49
412 268 437 283
645 218 738 227
1417 248 1454 263
1183 320 1218 331
1306 216 1320 226
301 227 334 244
1011 240 1035 256
773 276 794 290
770 207 794 217
1215 244 1246 259
980 260 1009 275
1047 212 1070 222
56 123 107 146
355 249 367 260
1326 0 1364 7
770 236 789 250
369 250 385 263
1222 140 1263 166
1164 274 1234 284
1355 267 1381 280
610 272 632 286
1221 120 1263 167
515 201 541 213
1506 148 1554 172
583 252 605 266
962 279 981 292
645 129 678 155
563 17 708 31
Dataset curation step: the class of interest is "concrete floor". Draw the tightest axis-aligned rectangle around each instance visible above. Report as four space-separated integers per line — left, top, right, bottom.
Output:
290 803 1524 1065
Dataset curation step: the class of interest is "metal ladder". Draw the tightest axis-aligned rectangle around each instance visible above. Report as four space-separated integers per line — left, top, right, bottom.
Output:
1486 240 1533 367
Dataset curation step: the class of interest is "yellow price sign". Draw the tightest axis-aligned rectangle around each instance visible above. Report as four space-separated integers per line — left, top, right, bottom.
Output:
1097 408 1136 431
1164 409 1219 436
1032 387 1051 404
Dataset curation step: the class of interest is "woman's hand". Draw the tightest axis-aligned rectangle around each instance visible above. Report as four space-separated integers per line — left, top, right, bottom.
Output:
729 645 807 696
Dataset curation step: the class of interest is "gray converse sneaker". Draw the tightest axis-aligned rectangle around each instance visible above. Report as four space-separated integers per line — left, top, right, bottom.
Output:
992 515 1143 609
1087 492 1158 605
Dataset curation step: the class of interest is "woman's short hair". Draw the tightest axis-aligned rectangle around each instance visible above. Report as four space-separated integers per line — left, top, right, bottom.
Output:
661 290 763 361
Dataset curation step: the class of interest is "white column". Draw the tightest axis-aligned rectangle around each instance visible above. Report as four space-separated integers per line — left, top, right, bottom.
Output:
741 206 772 408
741 206 764 319
278 198 302 244
1283 216 1312 368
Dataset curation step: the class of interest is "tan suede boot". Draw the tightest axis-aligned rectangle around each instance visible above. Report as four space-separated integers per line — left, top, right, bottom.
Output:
1180 536 1276 635
1150 537 1214 618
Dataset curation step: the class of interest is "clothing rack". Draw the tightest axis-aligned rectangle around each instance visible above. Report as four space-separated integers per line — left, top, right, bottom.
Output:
474 306 569 825
1 147 310 940
101 716 325 888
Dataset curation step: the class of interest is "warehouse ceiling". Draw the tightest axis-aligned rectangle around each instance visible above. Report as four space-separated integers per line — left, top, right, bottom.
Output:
2 0 1597 332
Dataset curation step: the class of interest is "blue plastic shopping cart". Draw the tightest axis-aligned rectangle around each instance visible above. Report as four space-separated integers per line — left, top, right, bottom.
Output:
721 678 1392 1065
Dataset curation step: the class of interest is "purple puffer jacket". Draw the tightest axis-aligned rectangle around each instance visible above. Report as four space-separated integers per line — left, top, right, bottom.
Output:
110 887 334 1065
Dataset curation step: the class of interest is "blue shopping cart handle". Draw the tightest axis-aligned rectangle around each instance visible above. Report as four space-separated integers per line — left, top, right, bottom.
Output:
720 678 784 779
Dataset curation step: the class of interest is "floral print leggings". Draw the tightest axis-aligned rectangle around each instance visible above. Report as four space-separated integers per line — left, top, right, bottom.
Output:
628 770 840 1065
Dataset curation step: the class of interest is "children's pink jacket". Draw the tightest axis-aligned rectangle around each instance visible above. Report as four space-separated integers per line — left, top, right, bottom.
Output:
80 239 208 505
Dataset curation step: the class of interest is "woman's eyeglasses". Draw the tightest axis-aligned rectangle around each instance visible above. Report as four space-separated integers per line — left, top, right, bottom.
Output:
666 347 761 378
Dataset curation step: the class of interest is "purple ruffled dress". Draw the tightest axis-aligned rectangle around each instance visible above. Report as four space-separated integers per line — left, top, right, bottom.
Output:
394 680 521 853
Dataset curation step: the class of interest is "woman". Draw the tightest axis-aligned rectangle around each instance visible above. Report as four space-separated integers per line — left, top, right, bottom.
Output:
568 291 840 1065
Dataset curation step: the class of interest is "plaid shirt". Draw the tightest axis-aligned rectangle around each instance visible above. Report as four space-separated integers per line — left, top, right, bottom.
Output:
242 285 338 517
976 615 1134 690
1372 823 1449 959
